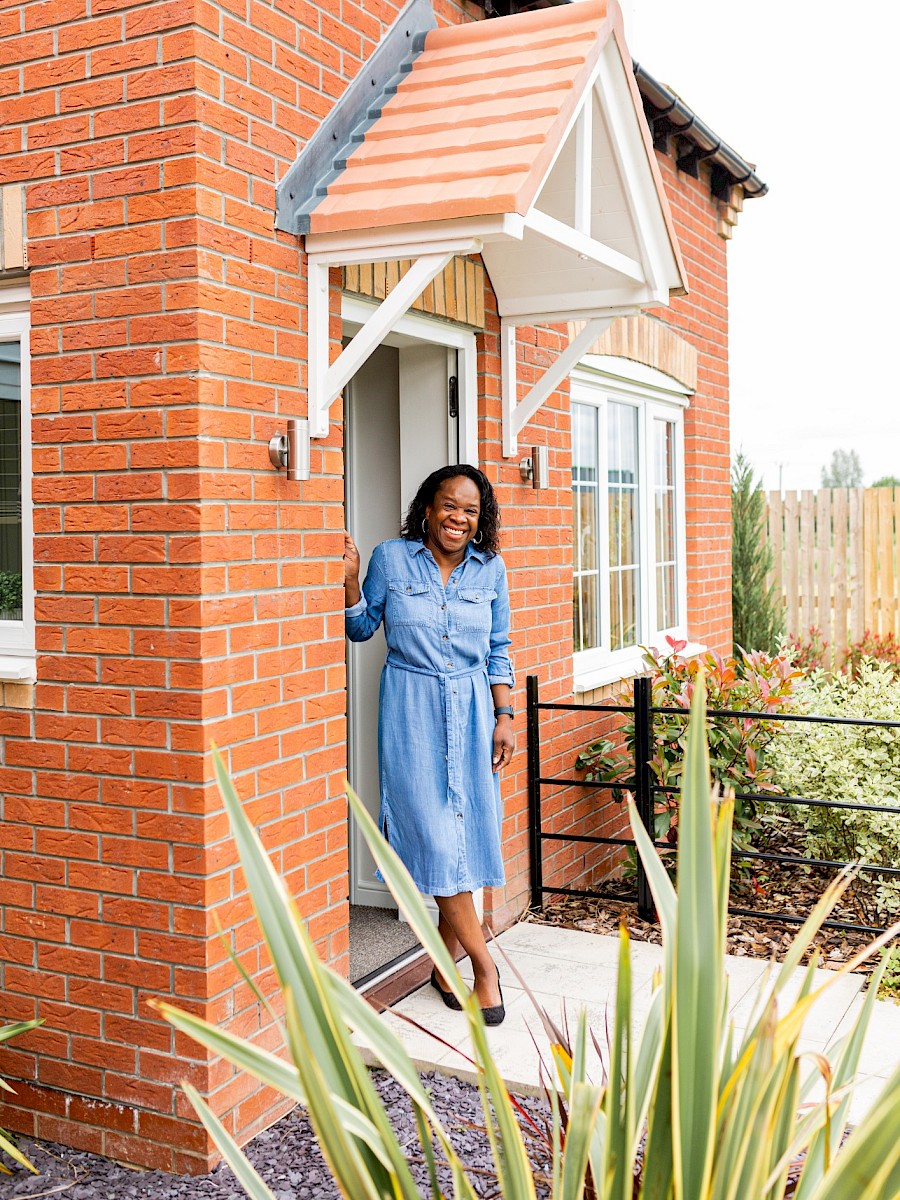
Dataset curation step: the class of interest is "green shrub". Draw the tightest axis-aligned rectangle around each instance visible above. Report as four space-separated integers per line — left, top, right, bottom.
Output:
576 639 801 868
846 631 900 681
769 659 900 920
0 570 22 616
155 689 900 1200
784 627 830 674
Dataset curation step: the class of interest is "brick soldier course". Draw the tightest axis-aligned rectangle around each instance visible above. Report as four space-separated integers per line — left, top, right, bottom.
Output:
0 0 759 1172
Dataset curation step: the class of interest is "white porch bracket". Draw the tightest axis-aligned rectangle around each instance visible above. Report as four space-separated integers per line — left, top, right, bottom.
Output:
307 250 456 437
502 316 613 457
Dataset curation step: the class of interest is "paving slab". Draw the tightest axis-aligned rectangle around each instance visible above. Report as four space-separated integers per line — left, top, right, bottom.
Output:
375 922 900 1122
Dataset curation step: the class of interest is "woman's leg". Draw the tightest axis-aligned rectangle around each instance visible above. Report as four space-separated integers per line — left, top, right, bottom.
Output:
434 892 501 1008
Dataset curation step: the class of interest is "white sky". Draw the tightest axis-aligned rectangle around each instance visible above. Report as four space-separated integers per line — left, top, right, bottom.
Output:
620 0 900 492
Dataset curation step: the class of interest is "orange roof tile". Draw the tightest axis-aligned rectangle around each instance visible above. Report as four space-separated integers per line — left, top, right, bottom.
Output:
308 2 619 236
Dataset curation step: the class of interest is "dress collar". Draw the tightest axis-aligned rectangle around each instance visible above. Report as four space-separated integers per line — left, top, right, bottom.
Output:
407 538 487 564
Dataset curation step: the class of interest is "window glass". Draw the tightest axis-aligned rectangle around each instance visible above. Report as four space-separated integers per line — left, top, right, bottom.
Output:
608 402 639 650
654 418 677 630
0 340 22 623
572 403 600 652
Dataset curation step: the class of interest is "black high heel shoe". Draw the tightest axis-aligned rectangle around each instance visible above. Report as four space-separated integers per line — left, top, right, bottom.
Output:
430 968 462 1011
481 965 505 1027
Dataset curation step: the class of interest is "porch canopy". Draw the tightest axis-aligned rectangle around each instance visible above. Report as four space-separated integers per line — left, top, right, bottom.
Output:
276 0 687 456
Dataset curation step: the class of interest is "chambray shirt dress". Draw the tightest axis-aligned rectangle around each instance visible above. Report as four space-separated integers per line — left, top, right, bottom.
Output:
345 538 514 897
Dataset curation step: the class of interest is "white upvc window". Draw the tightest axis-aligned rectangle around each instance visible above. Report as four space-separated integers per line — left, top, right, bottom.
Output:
571 357 692 691
0 286 34 678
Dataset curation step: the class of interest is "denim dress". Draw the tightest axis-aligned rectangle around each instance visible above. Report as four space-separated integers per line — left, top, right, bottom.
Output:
345 538 514 896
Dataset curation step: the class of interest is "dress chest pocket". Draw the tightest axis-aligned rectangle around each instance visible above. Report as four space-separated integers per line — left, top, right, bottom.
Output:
454 587 497 632
387 579 433 626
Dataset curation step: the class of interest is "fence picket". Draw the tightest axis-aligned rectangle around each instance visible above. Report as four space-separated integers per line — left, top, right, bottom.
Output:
832 488 848 665
850 488 865 643
783 491 799 638
800 490 815 635
815 490 832 667
762 486 898 662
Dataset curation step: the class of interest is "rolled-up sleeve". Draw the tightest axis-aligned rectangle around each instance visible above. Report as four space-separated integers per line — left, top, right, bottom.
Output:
345 545 387 641
487 558 514 686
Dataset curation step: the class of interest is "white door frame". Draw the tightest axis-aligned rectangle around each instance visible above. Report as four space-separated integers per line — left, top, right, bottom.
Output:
343 300 480 912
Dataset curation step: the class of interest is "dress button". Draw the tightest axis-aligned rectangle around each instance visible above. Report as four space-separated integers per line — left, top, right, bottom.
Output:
456 813 463 820
446 662 453 668
442 634 448 640
441 604 446 610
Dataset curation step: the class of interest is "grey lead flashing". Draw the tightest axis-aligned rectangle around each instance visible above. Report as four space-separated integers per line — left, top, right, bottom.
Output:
633 61 768 200
275 0 437 236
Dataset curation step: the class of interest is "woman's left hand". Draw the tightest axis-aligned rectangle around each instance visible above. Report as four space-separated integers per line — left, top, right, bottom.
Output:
492 718 515 774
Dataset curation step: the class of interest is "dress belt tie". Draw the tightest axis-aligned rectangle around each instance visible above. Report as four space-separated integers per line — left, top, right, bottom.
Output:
384 656 487 680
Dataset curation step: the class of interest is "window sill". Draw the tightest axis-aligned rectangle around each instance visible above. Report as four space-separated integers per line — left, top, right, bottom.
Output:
0 654 36 682
573 641 707 695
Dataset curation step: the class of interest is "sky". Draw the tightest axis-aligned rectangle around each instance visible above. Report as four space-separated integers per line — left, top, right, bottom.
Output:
618 0 900 492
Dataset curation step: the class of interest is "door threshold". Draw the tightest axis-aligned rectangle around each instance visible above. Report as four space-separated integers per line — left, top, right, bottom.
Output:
353 944 428 996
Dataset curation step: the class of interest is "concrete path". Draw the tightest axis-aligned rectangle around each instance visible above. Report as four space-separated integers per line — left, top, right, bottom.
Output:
371 921 899 1126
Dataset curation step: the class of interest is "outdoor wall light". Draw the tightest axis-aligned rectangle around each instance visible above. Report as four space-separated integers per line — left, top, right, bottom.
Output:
268 417 310 481
519 444 549 490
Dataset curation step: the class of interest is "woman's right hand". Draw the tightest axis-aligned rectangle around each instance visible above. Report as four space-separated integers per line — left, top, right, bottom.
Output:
344 534 362 607
343 533 360 583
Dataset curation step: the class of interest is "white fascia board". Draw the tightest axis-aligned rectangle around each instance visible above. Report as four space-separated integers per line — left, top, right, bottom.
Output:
594 44 681 297
341 295 478 348
497 286 665 322
304 214 524 265
524 207 645 284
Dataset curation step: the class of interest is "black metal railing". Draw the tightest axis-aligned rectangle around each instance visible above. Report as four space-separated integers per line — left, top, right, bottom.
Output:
527 673 900 935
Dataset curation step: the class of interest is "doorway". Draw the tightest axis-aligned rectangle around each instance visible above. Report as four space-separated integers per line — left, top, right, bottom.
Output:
345 313 474 985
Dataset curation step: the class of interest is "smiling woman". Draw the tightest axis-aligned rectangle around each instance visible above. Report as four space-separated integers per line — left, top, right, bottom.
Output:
343 465 514 1023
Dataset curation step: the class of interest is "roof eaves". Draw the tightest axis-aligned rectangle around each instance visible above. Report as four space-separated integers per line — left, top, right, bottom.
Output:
274 0 436 235
632 60 768 200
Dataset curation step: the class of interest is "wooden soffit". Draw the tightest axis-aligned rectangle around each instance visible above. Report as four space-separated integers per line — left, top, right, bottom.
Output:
343 256 485 329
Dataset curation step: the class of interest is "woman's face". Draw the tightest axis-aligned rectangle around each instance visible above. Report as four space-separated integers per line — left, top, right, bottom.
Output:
424 476 482 555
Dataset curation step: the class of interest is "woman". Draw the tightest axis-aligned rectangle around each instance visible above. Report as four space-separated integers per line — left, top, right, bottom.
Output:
344 465 515 1024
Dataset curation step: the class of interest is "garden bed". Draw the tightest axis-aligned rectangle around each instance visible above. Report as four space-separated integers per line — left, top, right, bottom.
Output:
530 827 890 982
0 1070 554 1200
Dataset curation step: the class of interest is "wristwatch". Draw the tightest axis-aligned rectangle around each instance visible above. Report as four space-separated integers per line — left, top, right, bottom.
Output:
494 706 514 720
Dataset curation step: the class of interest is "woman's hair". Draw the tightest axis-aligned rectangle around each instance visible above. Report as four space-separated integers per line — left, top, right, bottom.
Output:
400 464 501 556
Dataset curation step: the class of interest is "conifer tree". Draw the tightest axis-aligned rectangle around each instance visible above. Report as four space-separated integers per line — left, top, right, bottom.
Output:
732 452 784 654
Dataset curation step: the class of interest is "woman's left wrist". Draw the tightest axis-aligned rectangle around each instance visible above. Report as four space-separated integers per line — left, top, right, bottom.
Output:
494 705 514 721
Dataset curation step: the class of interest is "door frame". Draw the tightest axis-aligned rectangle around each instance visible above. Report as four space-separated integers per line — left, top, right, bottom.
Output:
341 295 479 468
343 300 480 909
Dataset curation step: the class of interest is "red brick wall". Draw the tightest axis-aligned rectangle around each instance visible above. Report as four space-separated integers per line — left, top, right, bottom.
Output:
655 156 732 656
0 0 732 1173
0 0 478 1173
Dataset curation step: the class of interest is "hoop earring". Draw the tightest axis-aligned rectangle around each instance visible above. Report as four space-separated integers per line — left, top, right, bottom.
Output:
473 530 483 546
421 518 429 539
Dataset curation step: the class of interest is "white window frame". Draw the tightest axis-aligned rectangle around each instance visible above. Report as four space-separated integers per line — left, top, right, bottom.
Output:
0 284 35 679
571 355 696 693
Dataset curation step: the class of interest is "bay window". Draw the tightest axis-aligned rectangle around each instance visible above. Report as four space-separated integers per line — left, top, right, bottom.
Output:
571 362 689 688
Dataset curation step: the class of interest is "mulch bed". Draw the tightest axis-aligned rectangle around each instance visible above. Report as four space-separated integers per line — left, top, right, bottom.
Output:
0 1070 554 1200
531 827 891 980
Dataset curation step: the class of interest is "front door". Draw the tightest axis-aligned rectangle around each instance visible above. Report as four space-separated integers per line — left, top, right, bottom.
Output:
345 339 459 918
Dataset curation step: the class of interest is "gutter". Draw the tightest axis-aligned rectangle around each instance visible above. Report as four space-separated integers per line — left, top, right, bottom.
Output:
632 61 768 200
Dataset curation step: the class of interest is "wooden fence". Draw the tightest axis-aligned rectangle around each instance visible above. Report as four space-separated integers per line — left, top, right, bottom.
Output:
764 487 900 666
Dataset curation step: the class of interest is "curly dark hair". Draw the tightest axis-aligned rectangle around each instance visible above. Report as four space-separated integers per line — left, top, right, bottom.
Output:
400 464 501 557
